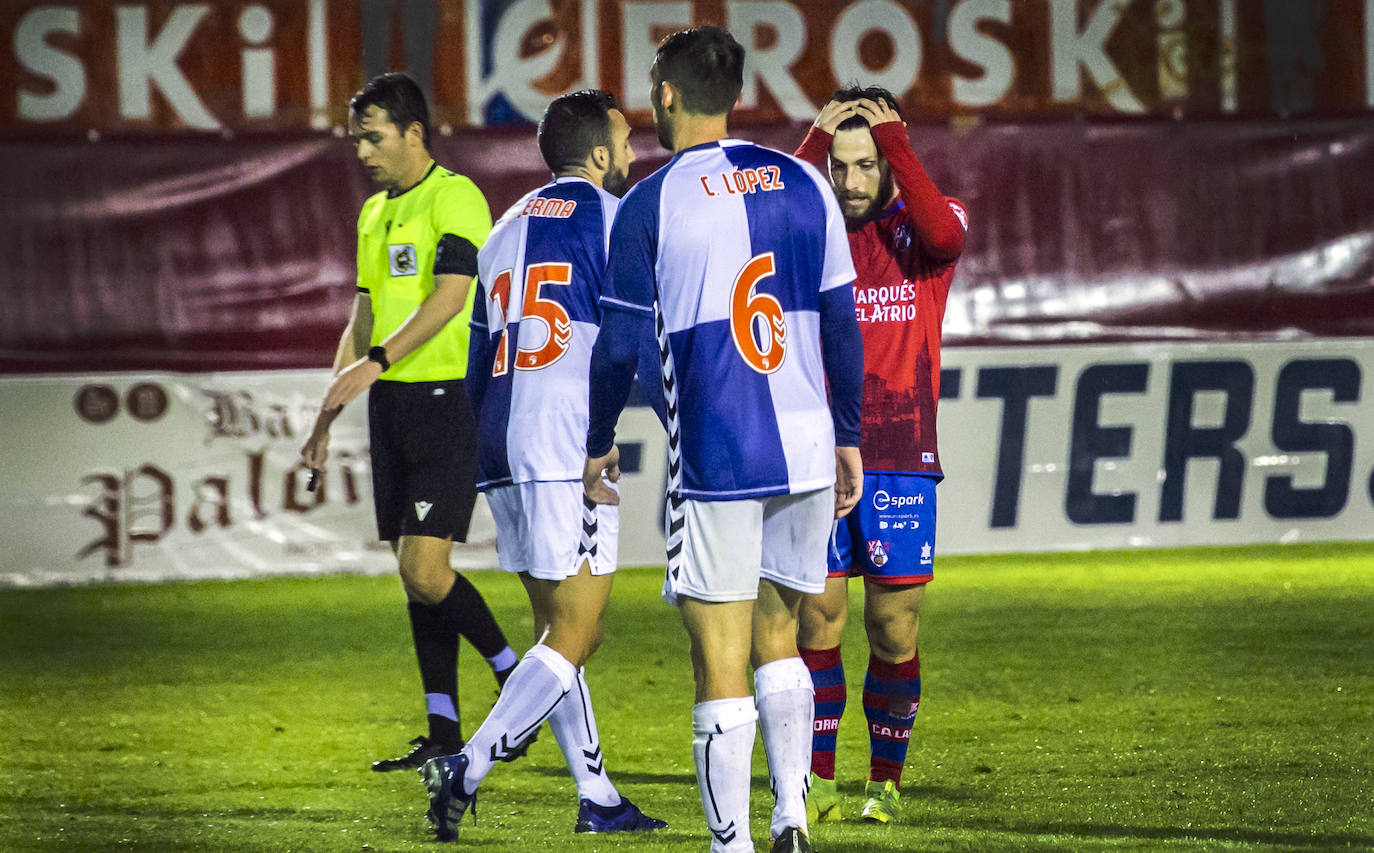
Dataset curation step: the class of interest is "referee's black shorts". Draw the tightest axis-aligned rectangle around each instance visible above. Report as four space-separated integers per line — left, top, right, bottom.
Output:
367 378 478 543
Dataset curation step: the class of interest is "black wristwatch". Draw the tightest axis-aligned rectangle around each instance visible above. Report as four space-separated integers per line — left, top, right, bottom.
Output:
367 346 391 372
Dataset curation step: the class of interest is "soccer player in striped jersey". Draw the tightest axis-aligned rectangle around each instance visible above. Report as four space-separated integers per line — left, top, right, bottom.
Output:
421 91 666 841
580 27 864 853
793 87 969 826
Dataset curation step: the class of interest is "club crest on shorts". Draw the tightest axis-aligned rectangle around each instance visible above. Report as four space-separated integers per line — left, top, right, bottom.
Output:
868 539 889 567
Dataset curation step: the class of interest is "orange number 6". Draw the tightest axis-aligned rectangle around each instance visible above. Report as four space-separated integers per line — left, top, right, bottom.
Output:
729 252 786 374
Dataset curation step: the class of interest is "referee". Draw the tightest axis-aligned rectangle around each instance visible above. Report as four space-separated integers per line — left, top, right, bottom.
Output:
301 73 521 772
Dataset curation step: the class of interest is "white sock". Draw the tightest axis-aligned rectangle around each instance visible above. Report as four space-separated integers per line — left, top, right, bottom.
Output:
462 644 575 791
548 667 621 807
755 657 815 839
692 697 758 853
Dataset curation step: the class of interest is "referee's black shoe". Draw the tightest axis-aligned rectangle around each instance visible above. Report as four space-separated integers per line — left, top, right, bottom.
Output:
371 736 462 773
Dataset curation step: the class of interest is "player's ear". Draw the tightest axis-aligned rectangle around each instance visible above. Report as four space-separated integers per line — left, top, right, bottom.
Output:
659 80 677 111
590 144 610 171
405 120 425 146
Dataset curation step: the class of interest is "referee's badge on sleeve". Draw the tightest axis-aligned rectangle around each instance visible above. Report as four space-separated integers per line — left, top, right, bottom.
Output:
388 243 418 277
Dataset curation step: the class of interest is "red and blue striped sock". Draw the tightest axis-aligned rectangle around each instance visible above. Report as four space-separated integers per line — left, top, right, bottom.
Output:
799 645 845 779
863 650 920 787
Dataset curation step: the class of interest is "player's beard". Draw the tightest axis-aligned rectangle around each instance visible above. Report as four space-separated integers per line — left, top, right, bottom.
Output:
841 167 896 223
604 163 631 198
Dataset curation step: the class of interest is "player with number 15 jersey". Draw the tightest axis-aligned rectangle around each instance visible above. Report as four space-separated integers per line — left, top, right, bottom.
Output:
472 176 621 491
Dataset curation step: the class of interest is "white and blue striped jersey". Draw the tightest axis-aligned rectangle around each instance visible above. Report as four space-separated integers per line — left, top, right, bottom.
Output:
592 139 858 500
472 177 619 488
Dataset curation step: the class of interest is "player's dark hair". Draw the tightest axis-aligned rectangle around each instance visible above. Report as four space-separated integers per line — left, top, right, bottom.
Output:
653 26 745 116
538 90 620 175
832 84 903 133
350 72 431 148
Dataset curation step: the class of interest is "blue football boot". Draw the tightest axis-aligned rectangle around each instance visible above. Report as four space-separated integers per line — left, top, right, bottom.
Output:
573 796 668 833
421 752 477 842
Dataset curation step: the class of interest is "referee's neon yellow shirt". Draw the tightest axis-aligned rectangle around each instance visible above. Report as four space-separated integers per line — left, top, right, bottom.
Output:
356 162 492 382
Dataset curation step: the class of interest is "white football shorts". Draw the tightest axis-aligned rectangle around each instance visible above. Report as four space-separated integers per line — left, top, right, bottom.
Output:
662 487 832 604
485 480 618 581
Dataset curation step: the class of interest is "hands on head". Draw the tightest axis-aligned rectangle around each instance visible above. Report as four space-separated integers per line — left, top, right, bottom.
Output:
814 97 905 134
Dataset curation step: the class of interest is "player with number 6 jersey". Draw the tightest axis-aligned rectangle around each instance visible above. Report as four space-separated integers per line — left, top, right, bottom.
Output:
590 129 858 503
582 27 864 853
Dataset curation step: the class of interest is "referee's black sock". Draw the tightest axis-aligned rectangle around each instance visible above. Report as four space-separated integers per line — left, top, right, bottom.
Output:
426 712 464 749
407 600 462 748
442 572 517 686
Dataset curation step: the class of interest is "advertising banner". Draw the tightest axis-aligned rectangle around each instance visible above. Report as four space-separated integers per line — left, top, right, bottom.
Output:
0 370 667 585
935 338 1374 553
3 0 1373 136
4 338 1372 585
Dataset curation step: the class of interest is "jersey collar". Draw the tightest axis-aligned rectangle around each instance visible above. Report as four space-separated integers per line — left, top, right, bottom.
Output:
674 137 746 157
387 160 438 199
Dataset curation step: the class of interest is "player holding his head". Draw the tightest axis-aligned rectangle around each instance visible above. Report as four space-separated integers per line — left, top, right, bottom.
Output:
792 86 968 825
301 72 520 772
580 26 864 853
420 90 666 841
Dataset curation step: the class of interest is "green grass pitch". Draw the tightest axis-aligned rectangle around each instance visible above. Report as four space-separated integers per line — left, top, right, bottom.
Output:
2 543 1371 851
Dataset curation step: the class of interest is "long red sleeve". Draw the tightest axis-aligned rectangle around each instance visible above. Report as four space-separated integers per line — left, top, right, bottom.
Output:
870 122 965 261
794 125 833 168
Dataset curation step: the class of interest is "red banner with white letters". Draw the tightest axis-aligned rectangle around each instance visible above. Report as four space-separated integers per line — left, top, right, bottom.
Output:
2 0 1372 136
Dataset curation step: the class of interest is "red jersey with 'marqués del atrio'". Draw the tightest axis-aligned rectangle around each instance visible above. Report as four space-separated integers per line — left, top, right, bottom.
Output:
796 121 967 477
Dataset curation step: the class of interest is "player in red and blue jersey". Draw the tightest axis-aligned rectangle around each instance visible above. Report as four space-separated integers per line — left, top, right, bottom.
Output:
420 91 665 840
581 28 864 853
793 87 969 826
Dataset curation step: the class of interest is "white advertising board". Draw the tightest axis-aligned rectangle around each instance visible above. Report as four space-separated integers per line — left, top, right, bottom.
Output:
2 339 1371 585
935 339 1374 553
0 370 666 586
